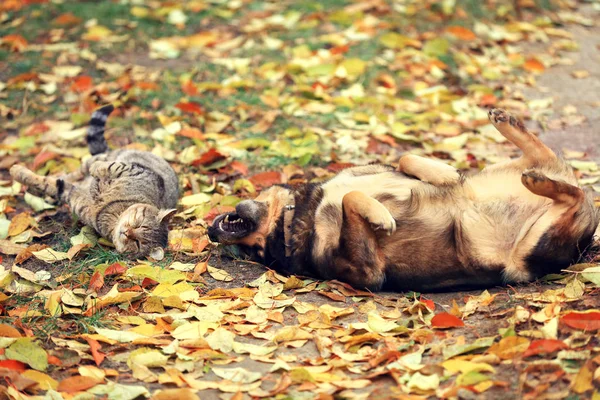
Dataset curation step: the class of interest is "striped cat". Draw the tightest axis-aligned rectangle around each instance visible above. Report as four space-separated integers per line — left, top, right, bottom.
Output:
10 104 179 260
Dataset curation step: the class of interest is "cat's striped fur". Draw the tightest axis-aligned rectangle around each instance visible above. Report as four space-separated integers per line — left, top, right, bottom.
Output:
10 104 179 259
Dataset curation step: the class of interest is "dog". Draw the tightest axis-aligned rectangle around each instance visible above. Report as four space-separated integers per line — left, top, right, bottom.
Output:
208 109 599 291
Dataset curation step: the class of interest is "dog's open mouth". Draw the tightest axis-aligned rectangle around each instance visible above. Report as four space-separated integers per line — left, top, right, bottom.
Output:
208 212 255 242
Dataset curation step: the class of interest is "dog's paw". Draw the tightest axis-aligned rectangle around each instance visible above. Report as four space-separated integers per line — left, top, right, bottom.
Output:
366 205 396 236
488 108 509 125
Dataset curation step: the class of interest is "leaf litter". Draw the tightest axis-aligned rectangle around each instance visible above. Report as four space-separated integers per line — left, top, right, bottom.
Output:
1 0 600 398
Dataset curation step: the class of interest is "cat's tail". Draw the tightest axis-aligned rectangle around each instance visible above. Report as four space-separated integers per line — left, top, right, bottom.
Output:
87 104 114 155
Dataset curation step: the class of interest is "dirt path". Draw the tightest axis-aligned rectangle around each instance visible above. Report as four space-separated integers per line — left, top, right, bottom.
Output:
523 3 600 157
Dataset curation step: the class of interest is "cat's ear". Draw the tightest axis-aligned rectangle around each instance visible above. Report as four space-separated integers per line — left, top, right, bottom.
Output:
157 209 177 224
149 247 165 261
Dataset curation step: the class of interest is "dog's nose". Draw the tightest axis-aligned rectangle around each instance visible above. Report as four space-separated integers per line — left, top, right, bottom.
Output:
236 200 267 223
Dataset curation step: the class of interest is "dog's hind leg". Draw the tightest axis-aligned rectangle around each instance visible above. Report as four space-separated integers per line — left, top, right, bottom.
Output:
398 154 461 185
328 191 393 291
487 108 557 170
504 169 594 282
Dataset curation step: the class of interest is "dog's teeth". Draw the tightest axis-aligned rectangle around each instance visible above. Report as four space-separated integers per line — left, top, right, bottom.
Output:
225 215 230 222
219 221 223 229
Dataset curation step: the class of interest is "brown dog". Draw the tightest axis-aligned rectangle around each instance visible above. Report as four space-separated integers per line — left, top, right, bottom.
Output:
208 109 599 291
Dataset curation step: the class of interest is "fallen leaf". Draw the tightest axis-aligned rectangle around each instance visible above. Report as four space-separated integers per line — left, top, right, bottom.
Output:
431 312 465 328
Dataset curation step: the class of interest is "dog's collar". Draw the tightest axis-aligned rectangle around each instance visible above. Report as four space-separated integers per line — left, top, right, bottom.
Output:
283 196 295 258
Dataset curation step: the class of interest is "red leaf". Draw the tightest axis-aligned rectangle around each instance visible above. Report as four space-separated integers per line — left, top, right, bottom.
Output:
88 271 104 293
204 206 236 224
0 359 27 371
104 262 127 276
24 122 49 136
32 151 60 170
523 339 568 358
191 148 227 167
561 311 600 331
431 312 464 328
84 337 105 366
327 163 354 173
250 171 282 189
175 101 204 114
141 278 158 289
420 296 435 311
70 76 93 93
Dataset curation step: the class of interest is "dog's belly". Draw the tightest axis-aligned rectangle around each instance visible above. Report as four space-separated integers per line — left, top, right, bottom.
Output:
320 171 420 205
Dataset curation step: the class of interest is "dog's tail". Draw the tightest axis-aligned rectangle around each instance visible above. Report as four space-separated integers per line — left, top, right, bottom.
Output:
86 104 114 155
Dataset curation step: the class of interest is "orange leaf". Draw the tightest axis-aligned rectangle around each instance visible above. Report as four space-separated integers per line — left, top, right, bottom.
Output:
135 81 159 91
523 58 545 73
57 375 100 393
70 76 93 93
250 171 282 189
104 262 127 276
181 81 199 96
175 101 204 114
88 271 104 293
228 160 248 176
84 337 105 367
561 311 600 331
431 312 464 328
446 26 476 41
48 355 62 366
330 44 349 55
0 323 22 338
53 12 82 26
178 128 205 140
0 359 27 371
523 339 568 358
0 34 28 52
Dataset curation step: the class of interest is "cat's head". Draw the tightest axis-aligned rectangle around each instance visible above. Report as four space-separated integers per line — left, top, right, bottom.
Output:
112 204 176 260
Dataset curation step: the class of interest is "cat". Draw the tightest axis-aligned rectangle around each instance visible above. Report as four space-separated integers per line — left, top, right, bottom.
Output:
10 104 179 260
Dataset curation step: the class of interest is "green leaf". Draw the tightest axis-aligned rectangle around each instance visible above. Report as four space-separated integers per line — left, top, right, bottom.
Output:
6 338 48 371
582 266 600 286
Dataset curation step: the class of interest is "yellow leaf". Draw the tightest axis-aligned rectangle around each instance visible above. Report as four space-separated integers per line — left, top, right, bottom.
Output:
32 248 69 263
89 284 142 312
172 321 218 340
571 364 594 394
206 327 235 352
127 348 169 369
22 370 58 390
442 360 496 375
8 213 32 237
272 326 312 343
82 25 113 41
207 265 233 282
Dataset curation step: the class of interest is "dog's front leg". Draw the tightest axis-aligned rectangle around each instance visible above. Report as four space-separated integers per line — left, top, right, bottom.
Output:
330 191 394 291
